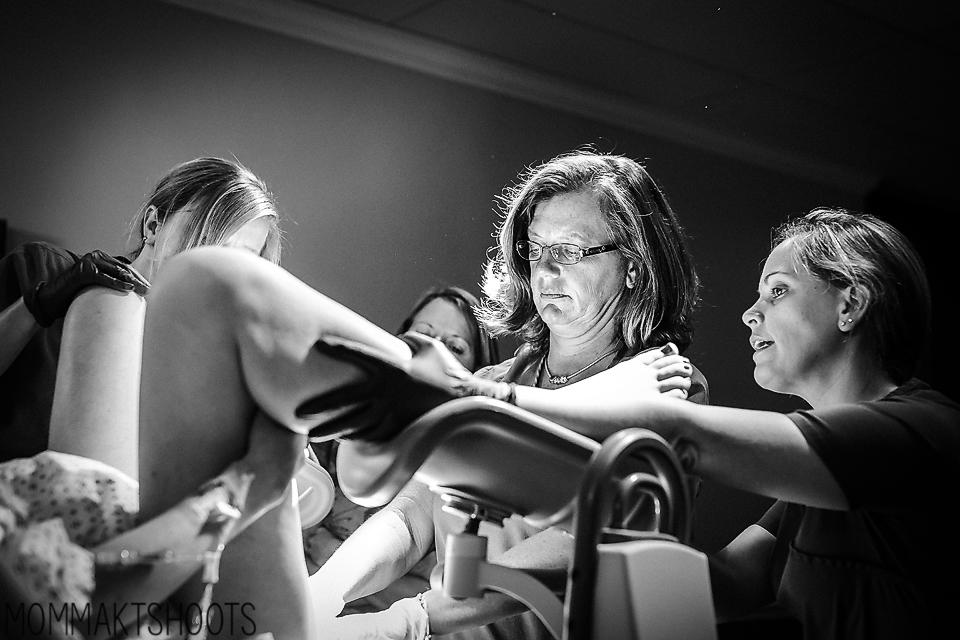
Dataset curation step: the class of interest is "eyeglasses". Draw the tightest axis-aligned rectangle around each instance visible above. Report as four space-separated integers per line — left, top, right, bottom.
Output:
516 239 618 265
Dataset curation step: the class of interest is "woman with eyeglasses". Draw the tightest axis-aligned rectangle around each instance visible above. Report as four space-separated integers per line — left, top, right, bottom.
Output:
314 150 708 639
0 151 697 639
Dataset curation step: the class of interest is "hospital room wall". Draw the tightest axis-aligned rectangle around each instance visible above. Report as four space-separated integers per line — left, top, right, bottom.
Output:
1 0 859 552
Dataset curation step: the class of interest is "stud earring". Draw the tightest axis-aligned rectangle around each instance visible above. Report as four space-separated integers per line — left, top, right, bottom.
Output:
841 319 852 326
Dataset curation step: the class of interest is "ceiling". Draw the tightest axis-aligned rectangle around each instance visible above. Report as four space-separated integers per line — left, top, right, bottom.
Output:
166 0 958 199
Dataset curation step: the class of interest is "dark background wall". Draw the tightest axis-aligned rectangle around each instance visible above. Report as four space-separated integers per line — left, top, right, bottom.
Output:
1 0 945 553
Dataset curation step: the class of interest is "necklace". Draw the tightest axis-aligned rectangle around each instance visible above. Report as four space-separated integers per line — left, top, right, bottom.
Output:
543 348 617 385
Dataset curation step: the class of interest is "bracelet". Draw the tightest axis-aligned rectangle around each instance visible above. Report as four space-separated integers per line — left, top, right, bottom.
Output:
505 381 517 405
95 547 193 567
95 500 241 569
416 592 432 640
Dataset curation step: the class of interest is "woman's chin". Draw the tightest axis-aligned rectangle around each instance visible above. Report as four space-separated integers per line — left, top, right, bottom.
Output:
537 304 567 325
753 368 784 394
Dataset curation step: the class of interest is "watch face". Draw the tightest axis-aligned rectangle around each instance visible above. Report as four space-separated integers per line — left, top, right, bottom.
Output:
295 457 335 529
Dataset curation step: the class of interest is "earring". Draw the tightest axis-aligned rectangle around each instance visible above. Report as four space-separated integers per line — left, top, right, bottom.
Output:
840 319 852 326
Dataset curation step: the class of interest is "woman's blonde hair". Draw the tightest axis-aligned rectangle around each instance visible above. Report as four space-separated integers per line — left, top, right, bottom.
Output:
128 157 281 264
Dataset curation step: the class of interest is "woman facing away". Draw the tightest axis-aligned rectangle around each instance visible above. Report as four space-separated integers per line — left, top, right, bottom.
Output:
0 157 296 638
0 156 282 477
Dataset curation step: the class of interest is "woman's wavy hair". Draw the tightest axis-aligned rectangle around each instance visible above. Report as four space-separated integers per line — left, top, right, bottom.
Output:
773 207 931 384
478 150 699 356
128 156 281 264
398 286 499 369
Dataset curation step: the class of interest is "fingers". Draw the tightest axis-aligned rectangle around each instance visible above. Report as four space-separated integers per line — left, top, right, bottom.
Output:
97 254 151 293
93 275 135 292
653 358 693 381
633 341 678 365
83 251 151 294
657 373 691 398
119 263 150 291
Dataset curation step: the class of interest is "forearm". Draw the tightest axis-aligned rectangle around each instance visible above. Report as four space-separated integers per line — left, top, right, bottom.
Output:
514 388 846 508
424 588 527 634
312 482 435 603
0 298 39 374
313 509 422 602
710 560 774 623
512 384 672 439
708 525 777 622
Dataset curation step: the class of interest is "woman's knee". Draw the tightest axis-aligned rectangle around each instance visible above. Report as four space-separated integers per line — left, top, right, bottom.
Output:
64 286 147 333
150 247 249 312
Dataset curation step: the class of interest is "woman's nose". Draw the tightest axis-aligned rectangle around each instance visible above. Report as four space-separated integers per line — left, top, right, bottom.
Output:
536 250 562 276
742 300 761 327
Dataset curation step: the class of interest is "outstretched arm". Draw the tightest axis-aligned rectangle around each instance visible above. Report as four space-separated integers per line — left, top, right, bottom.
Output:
515 356 845 509
311 479 435 618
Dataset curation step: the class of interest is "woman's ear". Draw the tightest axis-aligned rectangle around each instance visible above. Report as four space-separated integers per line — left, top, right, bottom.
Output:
625 262 639 290
837 285 870 332
142 206 160 246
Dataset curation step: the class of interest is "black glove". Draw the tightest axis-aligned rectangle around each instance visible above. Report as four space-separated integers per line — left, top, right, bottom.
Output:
23 250 150 327
302 331 514 442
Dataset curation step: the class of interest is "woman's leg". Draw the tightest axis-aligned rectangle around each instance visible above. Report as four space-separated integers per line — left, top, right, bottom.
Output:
49 288 145 479
139 246 412 639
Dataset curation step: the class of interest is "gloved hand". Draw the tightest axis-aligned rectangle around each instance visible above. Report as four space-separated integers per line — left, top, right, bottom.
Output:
23 250 150 326
402 331 514 403
327 596 430 640
305 331 514 442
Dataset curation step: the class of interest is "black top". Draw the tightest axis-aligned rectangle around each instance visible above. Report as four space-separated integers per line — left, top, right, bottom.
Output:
0 242 79 461
758 379 960 639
